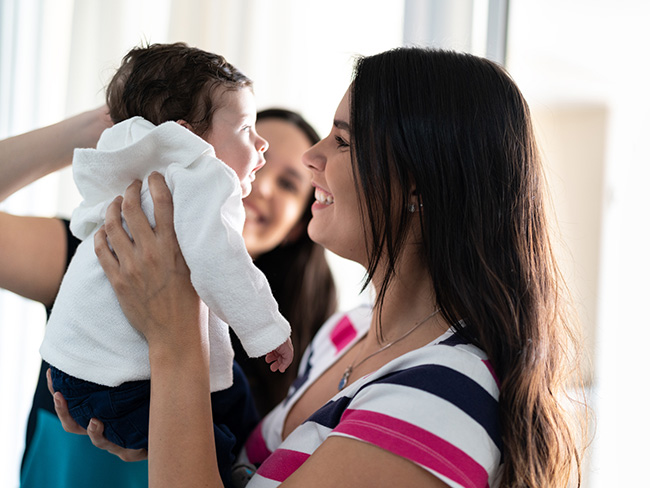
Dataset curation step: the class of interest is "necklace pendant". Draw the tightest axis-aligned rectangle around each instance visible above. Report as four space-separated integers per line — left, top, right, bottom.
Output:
338 368 351 391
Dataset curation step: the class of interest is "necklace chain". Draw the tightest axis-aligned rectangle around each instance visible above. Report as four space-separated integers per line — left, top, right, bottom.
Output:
338 308 441 391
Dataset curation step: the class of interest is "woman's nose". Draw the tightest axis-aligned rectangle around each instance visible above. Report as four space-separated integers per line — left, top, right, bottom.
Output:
302 139 325 172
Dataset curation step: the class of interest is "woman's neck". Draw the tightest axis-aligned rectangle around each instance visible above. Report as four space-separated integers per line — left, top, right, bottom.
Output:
368 251 446 346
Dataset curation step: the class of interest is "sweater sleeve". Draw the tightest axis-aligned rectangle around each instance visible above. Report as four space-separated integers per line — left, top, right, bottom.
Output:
166 157 290 358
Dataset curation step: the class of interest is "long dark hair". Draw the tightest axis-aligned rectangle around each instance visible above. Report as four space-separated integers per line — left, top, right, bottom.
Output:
233 108 337 416
350 47 584 487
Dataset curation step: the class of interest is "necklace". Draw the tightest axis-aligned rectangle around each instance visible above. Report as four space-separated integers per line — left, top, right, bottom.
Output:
338 308 441 391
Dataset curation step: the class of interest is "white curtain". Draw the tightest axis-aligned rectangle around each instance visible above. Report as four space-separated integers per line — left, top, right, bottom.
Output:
0 1 405 484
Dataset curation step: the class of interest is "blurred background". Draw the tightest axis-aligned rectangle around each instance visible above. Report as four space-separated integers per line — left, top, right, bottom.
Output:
1 0 648 486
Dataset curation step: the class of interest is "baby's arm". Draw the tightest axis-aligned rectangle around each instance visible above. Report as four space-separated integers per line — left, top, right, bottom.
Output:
167 156 291 357
265 337 294 373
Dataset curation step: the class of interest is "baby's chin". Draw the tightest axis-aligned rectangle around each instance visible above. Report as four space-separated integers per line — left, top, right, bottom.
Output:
240 180 252 198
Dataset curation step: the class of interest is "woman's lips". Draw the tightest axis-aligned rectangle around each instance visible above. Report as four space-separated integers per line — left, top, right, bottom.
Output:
243 201 267 224
313 185 334 206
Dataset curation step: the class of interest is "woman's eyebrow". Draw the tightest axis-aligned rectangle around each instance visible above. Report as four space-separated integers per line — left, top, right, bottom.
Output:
333 119 350 132
284 167 305 181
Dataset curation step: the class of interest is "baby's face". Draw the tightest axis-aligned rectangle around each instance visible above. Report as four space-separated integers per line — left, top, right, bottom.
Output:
202 87 268 197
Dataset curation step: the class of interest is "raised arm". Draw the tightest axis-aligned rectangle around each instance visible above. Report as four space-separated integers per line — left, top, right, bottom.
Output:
95 174 221 487
86 174 449 488
0 106 111 201
0 107 111 305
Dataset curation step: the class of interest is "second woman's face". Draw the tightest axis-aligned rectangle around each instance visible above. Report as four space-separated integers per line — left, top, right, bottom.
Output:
242 118 315 259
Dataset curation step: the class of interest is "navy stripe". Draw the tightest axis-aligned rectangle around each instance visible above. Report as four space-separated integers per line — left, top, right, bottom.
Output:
305 395 353 429
438 332 468 347
284 347 314 405
367 364 502 450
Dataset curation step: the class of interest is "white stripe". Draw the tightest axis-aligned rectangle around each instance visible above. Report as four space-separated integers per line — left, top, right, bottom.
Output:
338 381 500 471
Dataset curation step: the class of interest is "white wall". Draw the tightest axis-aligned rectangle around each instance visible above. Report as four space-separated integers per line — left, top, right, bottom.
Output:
507 0 650 485
0 1 404 485
2 0 649 486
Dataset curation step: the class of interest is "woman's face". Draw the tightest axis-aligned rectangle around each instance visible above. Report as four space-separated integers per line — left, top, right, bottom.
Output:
302 88 367 264
242 118 315 259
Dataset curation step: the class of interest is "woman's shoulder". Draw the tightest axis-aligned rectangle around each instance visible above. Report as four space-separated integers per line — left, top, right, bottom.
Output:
331 328 500 417
309 304 373 355
319 331 502 488
395 328 500 396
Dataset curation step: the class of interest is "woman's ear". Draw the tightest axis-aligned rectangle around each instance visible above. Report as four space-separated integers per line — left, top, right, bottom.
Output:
407 182 422 213
409 181 418 198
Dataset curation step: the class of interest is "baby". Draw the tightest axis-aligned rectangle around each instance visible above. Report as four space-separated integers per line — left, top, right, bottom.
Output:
41 43 293 465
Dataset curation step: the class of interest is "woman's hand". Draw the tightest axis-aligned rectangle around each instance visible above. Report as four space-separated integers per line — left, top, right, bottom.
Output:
46 368 147 462
93 173 220 487
94 172 205 353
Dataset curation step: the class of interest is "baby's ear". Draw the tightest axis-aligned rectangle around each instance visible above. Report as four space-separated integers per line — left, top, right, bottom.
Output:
177 119 193 131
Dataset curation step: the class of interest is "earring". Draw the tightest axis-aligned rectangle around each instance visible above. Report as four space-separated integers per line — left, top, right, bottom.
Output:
407 202 423 213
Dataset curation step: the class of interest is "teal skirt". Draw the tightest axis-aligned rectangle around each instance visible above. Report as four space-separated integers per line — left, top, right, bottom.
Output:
20 409 147 488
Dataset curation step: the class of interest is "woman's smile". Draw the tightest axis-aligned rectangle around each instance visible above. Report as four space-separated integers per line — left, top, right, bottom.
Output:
313 185 334 208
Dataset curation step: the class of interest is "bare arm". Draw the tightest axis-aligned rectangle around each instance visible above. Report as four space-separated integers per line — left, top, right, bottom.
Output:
0 106 111 201
95 175 221 487
83 174 448 488
0 106 111 305
0 213 67 305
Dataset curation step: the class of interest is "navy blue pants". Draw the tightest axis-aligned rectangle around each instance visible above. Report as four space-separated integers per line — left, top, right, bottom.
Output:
50 362 259 488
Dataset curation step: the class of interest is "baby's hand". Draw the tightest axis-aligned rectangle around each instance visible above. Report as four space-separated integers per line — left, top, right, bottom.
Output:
265 338 294 373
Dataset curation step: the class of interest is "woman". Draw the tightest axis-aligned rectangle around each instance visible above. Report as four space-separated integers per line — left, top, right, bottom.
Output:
0 108 146 488
58 47 585 487
236 108 337 416
0 108 335 485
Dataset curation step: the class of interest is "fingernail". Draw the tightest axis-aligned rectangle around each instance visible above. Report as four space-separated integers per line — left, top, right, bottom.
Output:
88 419 98 432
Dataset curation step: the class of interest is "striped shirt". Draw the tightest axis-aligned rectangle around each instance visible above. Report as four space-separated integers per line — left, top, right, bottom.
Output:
239 305 503 487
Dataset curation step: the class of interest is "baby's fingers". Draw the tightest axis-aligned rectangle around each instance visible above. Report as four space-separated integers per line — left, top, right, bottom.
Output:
265 352 290 373
265 352 281 372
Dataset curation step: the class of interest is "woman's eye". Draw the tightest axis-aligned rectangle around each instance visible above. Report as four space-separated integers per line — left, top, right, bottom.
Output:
334 136 349 149
278 178 298 193
242 125 251 132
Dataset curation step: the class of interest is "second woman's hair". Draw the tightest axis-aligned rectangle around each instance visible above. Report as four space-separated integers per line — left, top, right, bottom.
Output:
234 108 337 416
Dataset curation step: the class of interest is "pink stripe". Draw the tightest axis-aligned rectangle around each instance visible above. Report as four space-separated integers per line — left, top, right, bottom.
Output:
334 409 488 488
482 359 501 389
244 422 272 465
329 315 357 352
256 448 310 482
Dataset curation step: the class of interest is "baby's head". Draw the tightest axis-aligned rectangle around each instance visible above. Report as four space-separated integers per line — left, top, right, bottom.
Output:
106 42 267 196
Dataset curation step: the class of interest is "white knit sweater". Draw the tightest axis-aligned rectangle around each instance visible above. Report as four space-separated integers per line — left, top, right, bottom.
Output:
40 117 290 391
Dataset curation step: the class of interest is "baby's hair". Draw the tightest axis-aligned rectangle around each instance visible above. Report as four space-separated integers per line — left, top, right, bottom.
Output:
106 42 252 136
